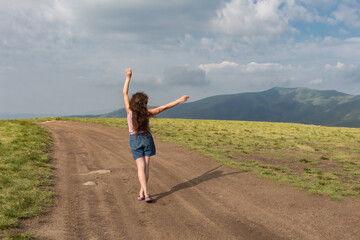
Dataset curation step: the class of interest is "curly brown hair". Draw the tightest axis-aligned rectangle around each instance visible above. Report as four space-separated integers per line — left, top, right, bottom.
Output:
130 92 151 135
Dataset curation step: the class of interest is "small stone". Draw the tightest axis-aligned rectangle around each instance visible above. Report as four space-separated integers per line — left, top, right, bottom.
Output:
88 170 111 174
83 181 96 186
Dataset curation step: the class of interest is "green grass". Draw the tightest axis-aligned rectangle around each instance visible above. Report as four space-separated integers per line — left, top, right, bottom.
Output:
0 120 53 238
2 232 35 240
43 117 360 200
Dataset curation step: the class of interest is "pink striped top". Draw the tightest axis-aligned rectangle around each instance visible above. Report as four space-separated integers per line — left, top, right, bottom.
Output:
127 111 145 134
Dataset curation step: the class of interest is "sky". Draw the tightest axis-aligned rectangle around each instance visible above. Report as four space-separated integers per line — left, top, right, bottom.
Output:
1 0 360 115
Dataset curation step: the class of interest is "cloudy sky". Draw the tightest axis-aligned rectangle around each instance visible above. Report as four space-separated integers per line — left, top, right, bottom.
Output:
1 0 360 115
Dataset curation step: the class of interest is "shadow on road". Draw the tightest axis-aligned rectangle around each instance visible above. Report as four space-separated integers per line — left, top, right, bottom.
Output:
152 165 245 203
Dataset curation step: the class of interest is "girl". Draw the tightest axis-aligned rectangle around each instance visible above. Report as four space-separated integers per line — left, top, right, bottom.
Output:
123 68 189 202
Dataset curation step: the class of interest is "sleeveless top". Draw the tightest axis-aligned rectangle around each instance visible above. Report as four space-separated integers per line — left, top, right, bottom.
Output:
127 111 146 134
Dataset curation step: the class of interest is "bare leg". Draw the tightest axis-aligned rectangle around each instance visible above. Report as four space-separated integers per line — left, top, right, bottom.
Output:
136 157 150 198
138 156 151 197
145 156 150 183
144 156 150 195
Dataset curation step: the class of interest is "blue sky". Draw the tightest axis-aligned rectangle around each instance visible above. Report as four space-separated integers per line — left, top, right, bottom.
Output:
1 0 360 115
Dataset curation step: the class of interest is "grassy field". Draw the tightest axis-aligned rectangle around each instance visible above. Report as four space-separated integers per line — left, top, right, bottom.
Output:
41 117 360 200
0 120 53 239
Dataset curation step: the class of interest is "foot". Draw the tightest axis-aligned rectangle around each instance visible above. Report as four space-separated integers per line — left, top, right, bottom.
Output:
138 190 145 201
144 192 152 202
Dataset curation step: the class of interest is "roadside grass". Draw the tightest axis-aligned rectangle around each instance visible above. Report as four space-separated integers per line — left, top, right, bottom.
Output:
0 120 53 239
34 117 360 200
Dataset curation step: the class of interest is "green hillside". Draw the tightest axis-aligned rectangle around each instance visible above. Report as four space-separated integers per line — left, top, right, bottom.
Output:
159 87 360 127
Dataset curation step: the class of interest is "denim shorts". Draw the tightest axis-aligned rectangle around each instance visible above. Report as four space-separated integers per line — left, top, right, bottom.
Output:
129 132 156 160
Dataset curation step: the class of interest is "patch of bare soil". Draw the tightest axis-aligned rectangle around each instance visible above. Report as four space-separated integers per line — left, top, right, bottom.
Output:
17 121 360 239
235 149 356 181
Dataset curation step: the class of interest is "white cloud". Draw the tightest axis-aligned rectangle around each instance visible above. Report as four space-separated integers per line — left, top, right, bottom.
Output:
345 37 360 44
283 0 322 22
198 61 296 73
339 28 349 34
325 61 345 71
0 0 75 51
325 61 356 72
332 2 360 28
212 0 288 42
198 61 239 73
310 78 324 85
211 0 330 43
244 62 293 72
42 1 74 24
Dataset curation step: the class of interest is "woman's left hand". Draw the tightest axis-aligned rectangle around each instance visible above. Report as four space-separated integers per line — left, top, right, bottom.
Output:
126 68 132 78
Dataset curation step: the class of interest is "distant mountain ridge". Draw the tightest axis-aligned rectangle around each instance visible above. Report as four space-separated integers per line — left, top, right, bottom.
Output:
75 87 360 128
0 112 50 120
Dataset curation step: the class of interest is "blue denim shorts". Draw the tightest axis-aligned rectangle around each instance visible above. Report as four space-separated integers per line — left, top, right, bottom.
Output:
129 132 156 160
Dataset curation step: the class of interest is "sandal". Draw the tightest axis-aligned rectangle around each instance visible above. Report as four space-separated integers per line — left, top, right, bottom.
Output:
145 196 152 202
138 195 145 201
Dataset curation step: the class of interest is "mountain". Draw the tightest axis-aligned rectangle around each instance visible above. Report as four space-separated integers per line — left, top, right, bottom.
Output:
0 112 50 120
84 87 360 128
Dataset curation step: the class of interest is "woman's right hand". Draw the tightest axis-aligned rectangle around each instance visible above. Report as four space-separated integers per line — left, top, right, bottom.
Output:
126 68 132 78
179 95 190 103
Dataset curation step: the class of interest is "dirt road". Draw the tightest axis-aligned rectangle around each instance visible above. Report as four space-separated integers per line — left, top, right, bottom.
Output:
25 121 360 239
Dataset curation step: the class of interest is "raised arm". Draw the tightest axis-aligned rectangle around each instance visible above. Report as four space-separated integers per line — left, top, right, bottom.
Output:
123 68 132 114
148 95 190 116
